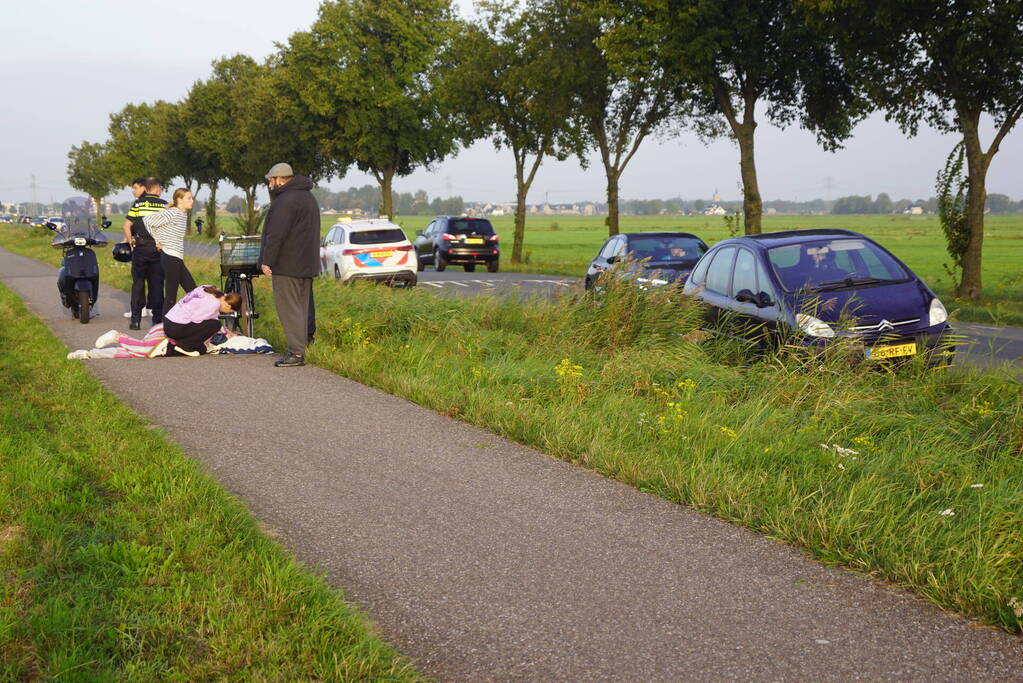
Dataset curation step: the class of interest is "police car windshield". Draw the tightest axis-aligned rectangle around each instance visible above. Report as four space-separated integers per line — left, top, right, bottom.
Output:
349 228 407 245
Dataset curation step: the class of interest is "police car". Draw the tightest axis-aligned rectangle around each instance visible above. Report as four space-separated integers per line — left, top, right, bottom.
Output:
320 218 417 287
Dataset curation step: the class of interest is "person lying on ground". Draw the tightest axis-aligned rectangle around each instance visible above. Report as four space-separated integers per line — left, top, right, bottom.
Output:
66 323 274 359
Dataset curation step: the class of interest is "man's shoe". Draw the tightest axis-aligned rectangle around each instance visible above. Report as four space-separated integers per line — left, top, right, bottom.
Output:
129 321 141 331
274 353 305 367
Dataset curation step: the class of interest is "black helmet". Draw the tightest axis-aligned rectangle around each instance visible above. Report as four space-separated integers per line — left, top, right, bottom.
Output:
112 241 132 262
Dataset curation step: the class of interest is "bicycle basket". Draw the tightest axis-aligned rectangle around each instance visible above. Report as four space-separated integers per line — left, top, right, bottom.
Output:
220 235 262 275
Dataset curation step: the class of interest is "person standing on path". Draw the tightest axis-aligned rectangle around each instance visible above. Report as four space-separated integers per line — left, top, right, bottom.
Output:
123 178 167 330
144 188 197 315
259 163 320 368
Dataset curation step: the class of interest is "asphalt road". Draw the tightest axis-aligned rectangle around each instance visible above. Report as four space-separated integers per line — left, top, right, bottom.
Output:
4 244 1022 679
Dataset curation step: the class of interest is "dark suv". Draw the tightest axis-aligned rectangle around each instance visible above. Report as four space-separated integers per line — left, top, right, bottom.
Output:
414 216 500 272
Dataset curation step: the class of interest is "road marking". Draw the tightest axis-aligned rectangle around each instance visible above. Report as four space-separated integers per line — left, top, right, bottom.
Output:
449 281 469 287
423 282 444 288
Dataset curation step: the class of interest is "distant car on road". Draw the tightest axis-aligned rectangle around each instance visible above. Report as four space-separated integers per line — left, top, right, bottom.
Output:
585 231 708 290
47 217 66 231
682 228 952 362
320 218 417 287
0 215 11 223
31 217 48 228
414 216 500 272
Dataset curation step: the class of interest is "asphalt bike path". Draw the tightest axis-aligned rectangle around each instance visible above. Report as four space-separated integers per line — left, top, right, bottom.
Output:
3 245 1020 680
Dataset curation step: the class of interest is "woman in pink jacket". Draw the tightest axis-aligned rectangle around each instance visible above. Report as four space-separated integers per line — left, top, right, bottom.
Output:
162 285 241 356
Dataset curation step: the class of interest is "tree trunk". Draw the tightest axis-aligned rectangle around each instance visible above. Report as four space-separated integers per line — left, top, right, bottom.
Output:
736 123 762 235
205 182 218 235
376 168 395 220
605 168 620 236
958 118 988 301
513 177 527 265
93 195 103 232
244 186 257 233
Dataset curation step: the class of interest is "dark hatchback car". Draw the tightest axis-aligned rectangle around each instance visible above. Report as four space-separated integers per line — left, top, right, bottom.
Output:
414 216 500 272
585 231 708 290
682 229 952 361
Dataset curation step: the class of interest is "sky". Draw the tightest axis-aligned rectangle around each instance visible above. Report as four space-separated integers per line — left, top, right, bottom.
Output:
2 0 1020 207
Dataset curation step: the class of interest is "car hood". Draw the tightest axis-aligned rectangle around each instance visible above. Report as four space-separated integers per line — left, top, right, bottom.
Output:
787 280 932 326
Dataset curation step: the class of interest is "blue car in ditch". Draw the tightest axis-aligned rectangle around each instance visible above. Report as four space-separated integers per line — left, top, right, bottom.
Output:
682 229 953 361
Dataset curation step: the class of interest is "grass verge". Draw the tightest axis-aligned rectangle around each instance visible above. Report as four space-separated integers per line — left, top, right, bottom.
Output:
3 224 1022 634
0 279 419 680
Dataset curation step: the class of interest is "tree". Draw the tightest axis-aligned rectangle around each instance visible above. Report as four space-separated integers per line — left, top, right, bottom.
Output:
67 141 120 228
442 4 575 262
533 0 681 236
226 195 246 214
281 0 458 220
817 0 1023 300
107 102 178 187
598 0 864 235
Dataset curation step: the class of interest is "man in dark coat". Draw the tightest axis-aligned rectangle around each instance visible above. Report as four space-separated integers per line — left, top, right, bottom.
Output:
260 163 321 367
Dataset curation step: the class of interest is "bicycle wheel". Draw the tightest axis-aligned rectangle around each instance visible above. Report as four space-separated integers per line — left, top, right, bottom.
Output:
237 278 254 338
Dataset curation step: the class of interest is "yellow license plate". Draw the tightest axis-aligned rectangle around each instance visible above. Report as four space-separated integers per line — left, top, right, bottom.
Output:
465 238 484 244
370 251 393 259
866 342 917 359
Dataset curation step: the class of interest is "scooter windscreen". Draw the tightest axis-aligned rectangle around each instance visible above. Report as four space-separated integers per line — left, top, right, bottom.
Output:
51 196 109 247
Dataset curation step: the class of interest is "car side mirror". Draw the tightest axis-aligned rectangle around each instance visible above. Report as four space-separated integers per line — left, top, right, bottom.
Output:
606 255 618 264
756 292 774 308
735 289 757 304
415 230 424 236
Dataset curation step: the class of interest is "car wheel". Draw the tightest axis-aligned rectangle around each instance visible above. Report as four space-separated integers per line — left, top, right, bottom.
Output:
416 256 425 272
434 249 447 272
464 263 476 272
487 259 499 273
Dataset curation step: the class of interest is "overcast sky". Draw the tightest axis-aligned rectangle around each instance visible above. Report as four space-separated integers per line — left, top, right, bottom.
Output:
2 0 1020 207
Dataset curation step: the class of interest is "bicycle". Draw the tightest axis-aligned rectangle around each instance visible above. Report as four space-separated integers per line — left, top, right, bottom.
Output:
219 234 263 338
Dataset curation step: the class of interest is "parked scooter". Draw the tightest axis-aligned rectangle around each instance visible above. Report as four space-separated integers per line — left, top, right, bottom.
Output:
49 216 110 323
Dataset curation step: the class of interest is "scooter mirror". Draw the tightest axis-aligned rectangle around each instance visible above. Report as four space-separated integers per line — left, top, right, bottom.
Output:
45 222 57 231
101 220 112 229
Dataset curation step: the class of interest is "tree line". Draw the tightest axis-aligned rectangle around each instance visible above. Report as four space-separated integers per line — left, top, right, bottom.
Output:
66 0 1021 301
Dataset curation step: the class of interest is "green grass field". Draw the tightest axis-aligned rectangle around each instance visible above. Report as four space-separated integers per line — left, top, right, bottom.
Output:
0 278 419 679
2 223 1022 635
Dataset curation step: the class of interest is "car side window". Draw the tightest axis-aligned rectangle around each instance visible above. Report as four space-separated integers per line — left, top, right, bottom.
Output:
612 238 627 258
689 251 712 285
323 228 336 247
731 248 757 297
598 238 617 260
757 262 778 304
334 229 346 245
705 247 736 295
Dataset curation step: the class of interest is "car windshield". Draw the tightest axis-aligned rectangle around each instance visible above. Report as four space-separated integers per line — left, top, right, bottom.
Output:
349 228 407 245
767 238 910 292
627 236 705 262
447 219 494 236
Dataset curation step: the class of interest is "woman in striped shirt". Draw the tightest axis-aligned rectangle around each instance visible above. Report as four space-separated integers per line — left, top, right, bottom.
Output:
144 188 196 316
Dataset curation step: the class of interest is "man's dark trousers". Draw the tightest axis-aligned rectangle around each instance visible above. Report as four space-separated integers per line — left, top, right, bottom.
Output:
273 274 311 356
130 257 164 323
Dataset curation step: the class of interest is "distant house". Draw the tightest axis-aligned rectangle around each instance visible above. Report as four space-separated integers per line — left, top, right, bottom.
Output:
705 204 726 216
904 206 924 215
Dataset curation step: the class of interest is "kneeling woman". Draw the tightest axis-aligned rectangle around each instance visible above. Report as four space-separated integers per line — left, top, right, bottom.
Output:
163 285 241 356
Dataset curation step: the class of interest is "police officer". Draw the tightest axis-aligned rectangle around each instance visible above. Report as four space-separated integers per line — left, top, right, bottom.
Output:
123 178 167 329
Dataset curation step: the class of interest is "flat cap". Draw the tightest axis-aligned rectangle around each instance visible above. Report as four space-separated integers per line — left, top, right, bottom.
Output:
265 162 294 178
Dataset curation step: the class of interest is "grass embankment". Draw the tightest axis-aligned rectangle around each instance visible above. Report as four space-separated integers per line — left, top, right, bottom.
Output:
3 224 1022 634
0 279 419 678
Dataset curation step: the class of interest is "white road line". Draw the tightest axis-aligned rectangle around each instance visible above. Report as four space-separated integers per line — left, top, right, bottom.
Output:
449 281 469 287
423 282 444 288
